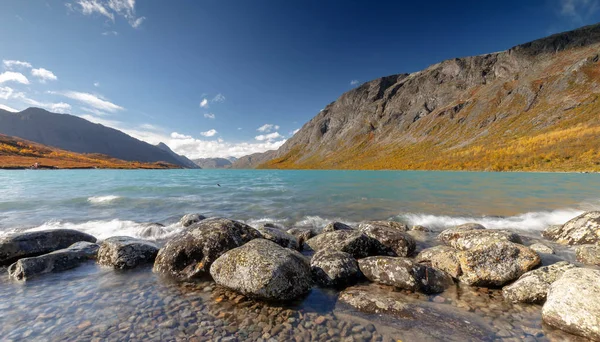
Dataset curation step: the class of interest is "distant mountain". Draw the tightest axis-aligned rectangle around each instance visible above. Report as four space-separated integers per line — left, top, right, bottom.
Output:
193 157 232 169
156 142 200 169
0 107 194 168
231 150 276 169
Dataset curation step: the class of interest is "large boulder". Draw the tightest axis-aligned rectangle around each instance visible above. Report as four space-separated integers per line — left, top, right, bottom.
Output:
257 226 299 250
439 228 522 250
542 268 600 341
286 228 315 247
358 256 453 294
542 211 600 245
415 245 462 278
0 229 97 266
458 241 541 287
528 243 555 254
180 213 206 227
322 221 354 233
97 237 159 269
7 242 99 281
153 218 262 280
304 230 390 258
502 261 576 304
310 250 362 287
358 223 416 257
210 239 312 301
358 221 409 232
576 244 600 265
137 223 167 238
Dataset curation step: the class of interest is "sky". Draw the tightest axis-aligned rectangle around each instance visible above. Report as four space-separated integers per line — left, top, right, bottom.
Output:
1 0 599 158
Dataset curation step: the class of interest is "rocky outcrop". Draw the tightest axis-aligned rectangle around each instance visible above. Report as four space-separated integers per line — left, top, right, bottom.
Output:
97 237 159 269
543 211 600 245
179 214 206 227
310 250 362 287
286 228 315 247
257 226 299 250
7 242 99 281
322 222 354 233
528 243 555 254
458 241 540 287
304 230 389 258
210 239 312 301
0 229 97 266
415 245 462 278
502 261 576 304
153 218 262 280
575 244 600 265
438 228 522 250
358 223 416 257
358 256 453 294
542 268 600 341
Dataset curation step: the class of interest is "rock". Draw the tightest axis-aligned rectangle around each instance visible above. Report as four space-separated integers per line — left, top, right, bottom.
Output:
180 213 206 227
323 222 354 233
575 244 600 265
528 243 554 254
358 221 409 232
410 225 430 232
0 229 97 266
286 228 315 247
209 239 312 301
304 230 389 259
310 250 362 287
358 256 453 294
438 228 522 250
153 218 262 280
257 226 299 250
97 237 159 269
542 211 600 245
137 223 166 238
415 245 462 278
542 268 600 341
502 261 576 304
458 241 541 287
358 223 416 257
7 242 99 281
452 223 487 231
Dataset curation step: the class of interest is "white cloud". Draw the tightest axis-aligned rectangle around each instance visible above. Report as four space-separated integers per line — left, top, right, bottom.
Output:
200 98 208 108
102 31 118 36
0 86 71 113
204 113 215 119
0 86 15 100
3 60 32 69
170 132 192 139
257 124 279 132
0 71 30 85
291 128 300 135
94 82 100 87
255 132 283 141
139 123 160 131
212 93 226 103
200 129 217 137
81 106 109 116
31 68 58 82
0 104 18 112
559 0 599 22
70 0 145 28
49 90 124 113
350 80 359 86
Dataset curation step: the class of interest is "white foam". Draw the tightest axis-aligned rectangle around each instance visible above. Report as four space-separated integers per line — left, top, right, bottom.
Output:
87 195 120 204
293 216 357 231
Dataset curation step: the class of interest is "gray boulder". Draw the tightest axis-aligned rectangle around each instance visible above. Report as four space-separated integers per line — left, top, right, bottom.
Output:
7 242 99 281
542 211 600 245
257 226 299 250
529 243 555 254
439 228 522 250
304 230 389 259
358 223 416 257
502 261 577 304
210 239 312 301
0 229 97 266
137 223 167 238
415 245 462 278
542 268 600 341
358 256 453 294
358 221 409 232
310 250 362 287
286 228 315 247
458 241 541 287
180 213 206 227
323 222 354 233
575 244 600 266
98 237 159 269
153 218 262 280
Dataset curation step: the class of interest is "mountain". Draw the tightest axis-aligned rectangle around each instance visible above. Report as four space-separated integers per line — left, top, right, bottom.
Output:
258 23 600 172
193 157 232 169
0 134 178 169
231 150 277 169
156 142 200 169
0 108 193 168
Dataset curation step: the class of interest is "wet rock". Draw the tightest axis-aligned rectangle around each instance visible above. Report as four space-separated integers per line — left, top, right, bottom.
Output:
257 226 299 250
452 223 487 231
8 242 99 281
310 250 362 287
542 211 600 245
439 228 522 250
180 214 206 227
98 237 159 269
323 222 354 233
153 218 262 280
304 230 389 259
286 228 315 247
502 261 577 304
575 244 600 265
0 229 97 266
529 243 554 254
358 221 409 232
415 245 462 278
358 223 416 257
210 239 312 301
458 241 540 287
137 223 166 238
358 256 453 294
410 225 430 232
542 268 600 341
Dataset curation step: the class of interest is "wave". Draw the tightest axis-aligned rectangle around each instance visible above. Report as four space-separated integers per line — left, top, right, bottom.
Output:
87 195 121 204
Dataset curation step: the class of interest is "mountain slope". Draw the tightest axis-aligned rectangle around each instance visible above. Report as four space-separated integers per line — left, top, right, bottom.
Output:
232 151 277 169
156 142 200 169
0 108 192 167
193 158 232 169
260 23 600 172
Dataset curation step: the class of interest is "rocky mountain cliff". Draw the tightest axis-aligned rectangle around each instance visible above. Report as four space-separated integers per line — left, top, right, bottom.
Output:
259 24 600 171
156 142 200 169
231 151 277 169
193 158 233 169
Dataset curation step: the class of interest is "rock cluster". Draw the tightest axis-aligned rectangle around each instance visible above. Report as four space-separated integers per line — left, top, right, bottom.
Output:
97 237 159 269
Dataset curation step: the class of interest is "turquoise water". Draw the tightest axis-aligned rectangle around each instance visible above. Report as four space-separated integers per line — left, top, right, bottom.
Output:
1 169 599 239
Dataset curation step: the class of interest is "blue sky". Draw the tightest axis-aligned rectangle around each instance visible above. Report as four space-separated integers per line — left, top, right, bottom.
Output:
1 0 599 158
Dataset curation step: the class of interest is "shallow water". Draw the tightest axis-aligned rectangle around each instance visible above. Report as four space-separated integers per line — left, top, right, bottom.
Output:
1 170 598 341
